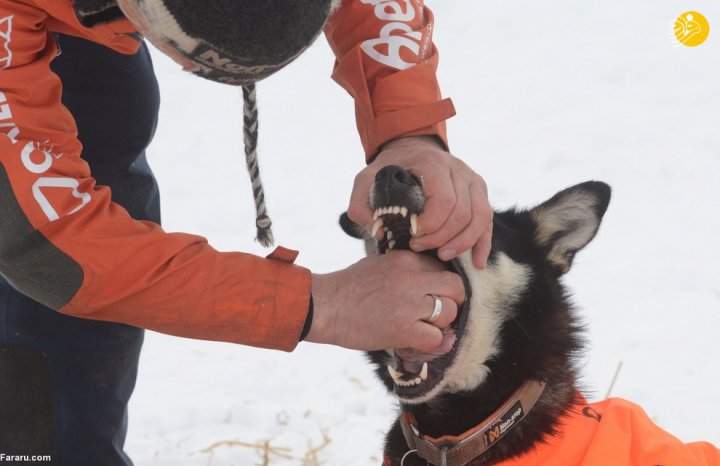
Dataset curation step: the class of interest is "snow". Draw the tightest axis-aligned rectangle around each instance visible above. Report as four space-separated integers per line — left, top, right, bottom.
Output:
125 1 720 464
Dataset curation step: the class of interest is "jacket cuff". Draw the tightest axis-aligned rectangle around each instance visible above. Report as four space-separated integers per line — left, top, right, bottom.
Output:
263 247 312 351
366 99 455 161
332 52 456 163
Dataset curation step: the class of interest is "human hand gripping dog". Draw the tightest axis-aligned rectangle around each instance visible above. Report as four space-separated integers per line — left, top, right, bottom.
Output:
307 136 492 353
308 250 463 352
350 136 493 270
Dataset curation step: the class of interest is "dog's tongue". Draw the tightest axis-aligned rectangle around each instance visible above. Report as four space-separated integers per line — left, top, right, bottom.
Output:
396 327 457 373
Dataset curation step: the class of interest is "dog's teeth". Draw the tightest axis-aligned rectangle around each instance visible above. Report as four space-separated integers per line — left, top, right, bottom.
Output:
400 207 408 218
387 365 404 384
392 206 400 215
388 240 396 250
395 377 423 387
372 218 384 237
387 230 393 240
373 209 381 220
382 207 389 215
410 214 418 236
388 365 425 388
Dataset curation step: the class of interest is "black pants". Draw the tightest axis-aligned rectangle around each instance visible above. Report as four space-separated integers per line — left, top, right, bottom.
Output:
0 35 161 466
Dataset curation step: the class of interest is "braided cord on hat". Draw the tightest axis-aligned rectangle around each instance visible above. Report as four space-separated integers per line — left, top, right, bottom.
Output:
242 84 274 247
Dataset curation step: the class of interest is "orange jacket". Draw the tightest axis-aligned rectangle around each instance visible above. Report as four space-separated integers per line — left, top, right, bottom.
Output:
500 396 719 466
0 0 454 351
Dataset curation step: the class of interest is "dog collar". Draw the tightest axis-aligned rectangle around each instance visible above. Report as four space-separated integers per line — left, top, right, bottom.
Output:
394 380 547 466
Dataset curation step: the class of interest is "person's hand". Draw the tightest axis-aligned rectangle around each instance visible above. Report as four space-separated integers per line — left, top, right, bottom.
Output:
307 251 464 352
348 136 493 269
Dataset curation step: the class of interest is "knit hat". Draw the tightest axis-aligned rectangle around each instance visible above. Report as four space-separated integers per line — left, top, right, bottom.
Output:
116 0 338 85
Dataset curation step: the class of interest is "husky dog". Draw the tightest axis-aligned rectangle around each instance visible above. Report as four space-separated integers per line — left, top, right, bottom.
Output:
340 166 718 466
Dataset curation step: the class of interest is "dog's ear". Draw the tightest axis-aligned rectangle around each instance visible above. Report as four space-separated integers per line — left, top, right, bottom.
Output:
339 212 381 256
530 181 611 274
339 212 365 239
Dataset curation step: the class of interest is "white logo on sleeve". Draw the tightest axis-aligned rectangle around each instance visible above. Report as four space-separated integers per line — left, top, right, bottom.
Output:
0 90 19 140
359 0 428 70
20 141 91 222
1 71 90 223
0 15 13 70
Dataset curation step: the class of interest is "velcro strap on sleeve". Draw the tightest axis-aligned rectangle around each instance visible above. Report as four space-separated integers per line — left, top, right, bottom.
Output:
266 246 300 264
367 98 455 157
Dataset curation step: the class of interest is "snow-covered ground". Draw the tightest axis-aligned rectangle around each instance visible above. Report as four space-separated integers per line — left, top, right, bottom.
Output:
125 1 720 464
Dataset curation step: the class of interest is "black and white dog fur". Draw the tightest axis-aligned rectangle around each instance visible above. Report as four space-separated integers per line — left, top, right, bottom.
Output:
340 165 611 465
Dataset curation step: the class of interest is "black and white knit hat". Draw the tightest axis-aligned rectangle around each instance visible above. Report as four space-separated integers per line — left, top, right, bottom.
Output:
115 0 338 85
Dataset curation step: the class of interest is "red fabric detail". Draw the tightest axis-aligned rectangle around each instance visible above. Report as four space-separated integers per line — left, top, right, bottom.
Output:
266 246 300 264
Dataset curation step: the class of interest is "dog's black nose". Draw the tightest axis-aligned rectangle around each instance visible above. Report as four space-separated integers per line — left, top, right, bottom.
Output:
373 165 421 208
375 165 418 189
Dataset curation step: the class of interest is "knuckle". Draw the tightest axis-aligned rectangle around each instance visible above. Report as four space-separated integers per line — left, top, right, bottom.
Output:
392 249 417 266
466 217 488 241
435 187 456 205
479 204 494 223
419 218 442 238
444 272 465 296
353 169 371 185
346 204 364 223
475 173 488 191
444 224 472 253
419 331 442 352
455 203 473 227
417 231 450 251
443 301 458 322
421 211 452 237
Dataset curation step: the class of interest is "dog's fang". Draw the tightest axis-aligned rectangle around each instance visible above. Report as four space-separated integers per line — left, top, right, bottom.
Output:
373 209 381 220
420 362 428 381
388 365 404 384
387 230 393 240
372 218 384 237
410 214 418 236
388 240 396 250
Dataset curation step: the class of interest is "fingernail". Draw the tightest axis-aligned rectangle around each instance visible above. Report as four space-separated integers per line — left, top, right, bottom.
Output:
438 248 457 261
411 243 427 252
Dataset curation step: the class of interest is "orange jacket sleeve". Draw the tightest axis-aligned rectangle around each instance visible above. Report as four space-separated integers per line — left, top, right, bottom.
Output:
0 1 310 351
325 0 456 161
